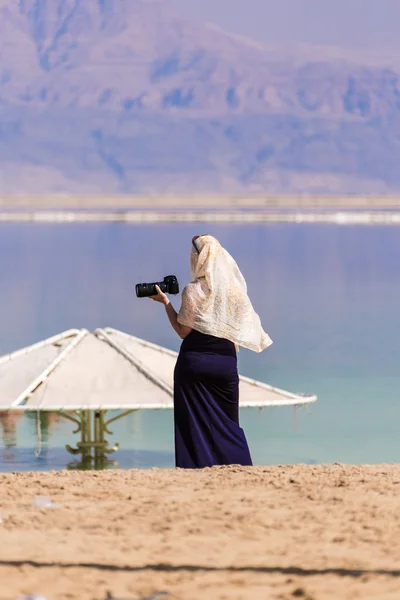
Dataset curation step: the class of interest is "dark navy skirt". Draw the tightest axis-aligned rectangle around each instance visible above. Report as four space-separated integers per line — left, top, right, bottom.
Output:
173 329 253 469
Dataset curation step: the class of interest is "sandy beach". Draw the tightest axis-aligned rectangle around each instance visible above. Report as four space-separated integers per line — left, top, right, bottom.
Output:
0 465 400 600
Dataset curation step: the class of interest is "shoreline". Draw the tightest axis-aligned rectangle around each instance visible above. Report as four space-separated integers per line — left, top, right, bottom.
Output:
2 194 400 210
0 209 399 224
1 464 399 599
1 195 400 224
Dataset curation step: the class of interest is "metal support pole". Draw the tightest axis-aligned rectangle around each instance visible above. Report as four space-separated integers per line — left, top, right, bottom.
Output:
63 408 136 465
82 410 92 460
94 410 107 461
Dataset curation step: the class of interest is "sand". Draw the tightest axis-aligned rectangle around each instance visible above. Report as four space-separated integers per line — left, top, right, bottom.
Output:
0 465 400 600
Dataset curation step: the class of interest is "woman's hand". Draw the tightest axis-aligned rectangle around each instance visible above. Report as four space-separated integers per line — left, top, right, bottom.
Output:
152 285 192 339
149 285 170 306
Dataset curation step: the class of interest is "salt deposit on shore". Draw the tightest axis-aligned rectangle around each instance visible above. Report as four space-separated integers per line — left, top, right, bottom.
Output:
2 194 400 210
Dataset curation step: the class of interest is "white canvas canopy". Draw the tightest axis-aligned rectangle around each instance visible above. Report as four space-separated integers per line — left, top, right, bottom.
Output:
0 328 316 462
0 327 316 411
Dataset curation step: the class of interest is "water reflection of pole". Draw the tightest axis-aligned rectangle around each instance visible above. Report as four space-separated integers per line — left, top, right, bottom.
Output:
26 411 63 449
0 411 24 464
0 411 22 448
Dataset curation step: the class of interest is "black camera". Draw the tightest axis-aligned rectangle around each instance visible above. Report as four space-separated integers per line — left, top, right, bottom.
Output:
135 275 179 298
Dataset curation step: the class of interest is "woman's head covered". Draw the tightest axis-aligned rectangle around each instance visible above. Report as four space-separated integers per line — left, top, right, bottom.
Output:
182 234 272 353
190 234 220 281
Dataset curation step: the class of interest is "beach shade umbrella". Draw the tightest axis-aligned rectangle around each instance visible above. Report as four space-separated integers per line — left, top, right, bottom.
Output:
0 328 316 462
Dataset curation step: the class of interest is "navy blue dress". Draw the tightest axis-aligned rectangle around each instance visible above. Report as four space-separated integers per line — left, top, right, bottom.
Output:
173 329 253 469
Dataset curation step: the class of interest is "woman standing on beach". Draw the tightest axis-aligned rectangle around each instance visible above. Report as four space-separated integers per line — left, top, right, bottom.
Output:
150 234 272 469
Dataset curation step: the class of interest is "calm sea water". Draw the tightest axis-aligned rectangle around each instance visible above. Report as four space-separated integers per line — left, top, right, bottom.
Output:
0 222 399 471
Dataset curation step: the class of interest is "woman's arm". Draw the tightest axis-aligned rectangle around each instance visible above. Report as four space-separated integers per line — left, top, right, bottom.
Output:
165 302 193 339
150 285 193 340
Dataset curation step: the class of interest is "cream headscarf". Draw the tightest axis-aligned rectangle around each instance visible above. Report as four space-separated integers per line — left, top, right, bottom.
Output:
177 235 273 353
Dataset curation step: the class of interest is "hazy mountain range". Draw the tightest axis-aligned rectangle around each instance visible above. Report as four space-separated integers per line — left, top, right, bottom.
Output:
1 0 400 195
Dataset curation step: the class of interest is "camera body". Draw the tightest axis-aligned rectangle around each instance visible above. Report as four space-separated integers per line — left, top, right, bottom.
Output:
135 275 179 298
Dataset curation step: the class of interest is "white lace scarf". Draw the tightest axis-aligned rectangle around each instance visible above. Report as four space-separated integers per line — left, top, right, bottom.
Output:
177 235 273 353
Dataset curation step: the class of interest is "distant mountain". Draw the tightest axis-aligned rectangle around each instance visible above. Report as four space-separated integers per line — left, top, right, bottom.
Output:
1 0 400 195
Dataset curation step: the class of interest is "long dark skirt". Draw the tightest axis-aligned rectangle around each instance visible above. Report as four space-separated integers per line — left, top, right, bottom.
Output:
174 330 253 469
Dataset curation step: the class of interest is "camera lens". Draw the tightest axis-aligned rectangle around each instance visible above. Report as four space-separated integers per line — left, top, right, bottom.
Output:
136 283 152 298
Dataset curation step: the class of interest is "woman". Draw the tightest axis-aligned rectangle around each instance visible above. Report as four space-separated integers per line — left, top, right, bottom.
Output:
150 234 272 469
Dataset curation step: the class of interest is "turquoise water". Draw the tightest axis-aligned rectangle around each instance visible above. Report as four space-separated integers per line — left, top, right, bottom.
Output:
0 222 399 470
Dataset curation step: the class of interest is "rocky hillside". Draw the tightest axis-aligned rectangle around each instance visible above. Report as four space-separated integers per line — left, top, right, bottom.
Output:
1 0 400 194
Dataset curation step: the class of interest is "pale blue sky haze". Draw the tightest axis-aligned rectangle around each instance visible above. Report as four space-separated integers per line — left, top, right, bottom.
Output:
170 0 400 54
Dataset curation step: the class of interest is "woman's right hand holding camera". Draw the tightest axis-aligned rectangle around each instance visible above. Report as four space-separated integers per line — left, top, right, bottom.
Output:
149 285 170 306
150 285 192 339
